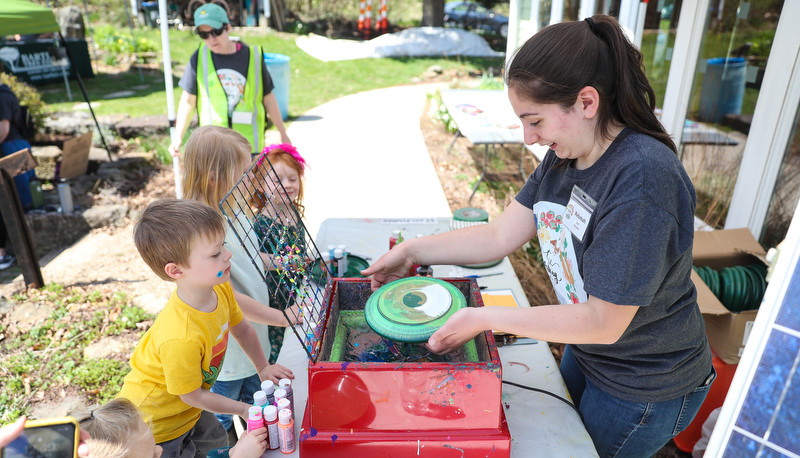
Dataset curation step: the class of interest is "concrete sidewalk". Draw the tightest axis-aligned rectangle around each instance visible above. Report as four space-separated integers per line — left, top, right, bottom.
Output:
283 83 453 238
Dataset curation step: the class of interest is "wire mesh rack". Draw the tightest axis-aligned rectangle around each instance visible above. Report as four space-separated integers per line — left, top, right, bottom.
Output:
219 153 330 362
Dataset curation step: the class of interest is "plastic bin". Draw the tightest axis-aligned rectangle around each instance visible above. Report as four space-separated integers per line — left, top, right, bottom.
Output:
698 57 747 124
141 1 159 28
263 53 290 121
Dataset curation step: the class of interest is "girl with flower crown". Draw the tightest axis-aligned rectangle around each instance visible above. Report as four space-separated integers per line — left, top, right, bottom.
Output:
250 143 308 364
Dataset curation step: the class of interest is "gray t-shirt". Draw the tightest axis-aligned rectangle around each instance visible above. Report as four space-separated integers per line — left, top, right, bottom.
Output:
516 128 711 402
179 43 275 116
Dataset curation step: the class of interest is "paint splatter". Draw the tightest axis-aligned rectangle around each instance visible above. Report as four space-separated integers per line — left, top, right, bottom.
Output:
331 434 338 446
442 444 464 457
508 361 530 373
341 362 350 372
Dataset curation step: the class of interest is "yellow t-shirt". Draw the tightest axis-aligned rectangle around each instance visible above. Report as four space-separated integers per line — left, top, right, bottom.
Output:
118 282 244 443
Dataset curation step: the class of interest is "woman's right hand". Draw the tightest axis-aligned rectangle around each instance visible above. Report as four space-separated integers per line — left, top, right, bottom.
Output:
361 245 414 291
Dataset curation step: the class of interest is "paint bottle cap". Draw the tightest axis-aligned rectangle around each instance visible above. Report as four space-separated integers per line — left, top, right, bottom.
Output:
336 244 346 251
392 230 400 236
327 244 335 251
274 388 287 400
248 406 263 421
333 248 343 259
277 398 290 411
416 233 423 238
279 408 292 425
261 380 275 395
279 378 292 390
263 405 278 421
253 391 267 406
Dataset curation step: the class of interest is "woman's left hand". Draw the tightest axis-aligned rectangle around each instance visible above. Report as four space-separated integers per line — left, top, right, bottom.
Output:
426 307 486 354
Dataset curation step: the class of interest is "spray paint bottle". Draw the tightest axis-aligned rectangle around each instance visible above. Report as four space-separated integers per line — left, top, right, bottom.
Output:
278 378 295 414
246 405 264 433
278 408 295 454
263 405 280 450
261 380 276 406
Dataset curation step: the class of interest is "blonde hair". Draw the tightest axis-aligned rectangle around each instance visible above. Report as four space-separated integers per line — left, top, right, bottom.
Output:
77 398 149 458
182 126 252 210
134 199 225 281
250 149 306 217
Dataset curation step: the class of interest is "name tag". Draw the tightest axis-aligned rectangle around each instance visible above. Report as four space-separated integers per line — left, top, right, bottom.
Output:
563 185 596 242
231 111 253 125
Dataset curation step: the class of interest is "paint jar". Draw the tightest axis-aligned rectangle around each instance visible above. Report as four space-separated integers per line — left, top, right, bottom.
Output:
246 405 264 432
389 230 402 249
263 405 280 450
57 181 73 214
278 408 295 453
274 387 287 408
279 378 294 414
261 380 275 405
277 398 291 419
334 248 344 277
253 390 268 408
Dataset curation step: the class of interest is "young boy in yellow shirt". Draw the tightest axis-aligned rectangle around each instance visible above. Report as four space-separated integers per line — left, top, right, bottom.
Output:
119 199 293 458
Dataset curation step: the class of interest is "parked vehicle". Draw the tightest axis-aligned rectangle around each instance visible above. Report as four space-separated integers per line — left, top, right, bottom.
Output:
444 1 509 37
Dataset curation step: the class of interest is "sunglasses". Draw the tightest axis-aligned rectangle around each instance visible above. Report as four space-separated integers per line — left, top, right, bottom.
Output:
196 26 226 39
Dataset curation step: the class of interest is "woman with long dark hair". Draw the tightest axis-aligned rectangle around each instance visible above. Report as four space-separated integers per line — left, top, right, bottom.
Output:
364 15 713 456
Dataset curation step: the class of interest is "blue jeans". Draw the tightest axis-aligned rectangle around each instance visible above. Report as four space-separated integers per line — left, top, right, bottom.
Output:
1 139 35 210
209 373 262 430
560 345 714 457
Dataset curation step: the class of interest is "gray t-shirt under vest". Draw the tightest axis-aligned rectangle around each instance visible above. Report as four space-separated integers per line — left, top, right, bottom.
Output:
515 128 711 402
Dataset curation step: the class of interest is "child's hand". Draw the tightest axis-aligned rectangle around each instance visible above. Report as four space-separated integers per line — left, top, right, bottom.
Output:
229 428 268 458
259 363 294 384
285 304 304 325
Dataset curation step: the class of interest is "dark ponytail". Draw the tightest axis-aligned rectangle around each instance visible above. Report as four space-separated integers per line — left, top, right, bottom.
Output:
505 14 677 154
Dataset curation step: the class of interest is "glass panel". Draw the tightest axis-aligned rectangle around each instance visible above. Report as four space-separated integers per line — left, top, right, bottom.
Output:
676 1 783 229
643 0 680 109
761 102 800 247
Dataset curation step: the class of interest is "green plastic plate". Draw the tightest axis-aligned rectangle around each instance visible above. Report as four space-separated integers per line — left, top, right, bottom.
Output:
365 277 466 342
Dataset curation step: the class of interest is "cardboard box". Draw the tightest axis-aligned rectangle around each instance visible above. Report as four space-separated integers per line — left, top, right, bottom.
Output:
692 228 767 365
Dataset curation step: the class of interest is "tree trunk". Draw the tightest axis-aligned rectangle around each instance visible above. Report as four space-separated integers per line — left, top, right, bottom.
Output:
421 0 445 27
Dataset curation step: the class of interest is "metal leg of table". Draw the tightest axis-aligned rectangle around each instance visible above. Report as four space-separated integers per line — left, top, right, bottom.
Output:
468 144 489 203
446 130 462 155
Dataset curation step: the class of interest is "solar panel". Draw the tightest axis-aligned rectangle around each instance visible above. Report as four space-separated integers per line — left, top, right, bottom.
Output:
705 210 800 457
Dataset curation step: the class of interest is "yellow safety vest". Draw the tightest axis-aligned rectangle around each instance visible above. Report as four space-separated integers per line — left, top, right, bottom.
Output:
196 44 265 153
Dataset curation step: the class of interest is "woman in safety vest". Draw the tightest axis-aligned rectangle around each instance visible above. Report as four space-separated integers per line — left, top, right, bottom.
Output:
169 3 290 158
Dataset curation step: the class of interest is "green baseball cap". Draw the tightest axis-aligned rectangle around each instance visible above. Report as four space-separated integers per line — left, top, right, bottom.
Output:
194 3 229 29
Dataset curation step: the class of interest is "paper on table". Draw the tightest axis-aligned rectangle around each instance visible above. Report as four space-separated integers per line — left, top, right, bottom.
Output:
481 288 519 308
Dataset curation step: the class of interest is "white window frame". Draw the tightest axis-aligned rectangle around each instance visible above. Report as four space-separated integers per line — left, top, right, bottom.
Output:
724 2 800 239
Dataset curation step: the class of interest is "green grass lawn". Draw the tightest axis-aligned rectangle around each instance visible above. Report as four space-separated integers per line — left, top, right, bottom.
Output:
39 27 504 120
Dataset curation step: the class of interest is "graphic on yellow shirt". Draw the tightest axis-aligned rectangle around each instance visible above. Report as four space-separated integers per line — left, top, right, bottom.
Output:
534 202 587 304
203 327 229 386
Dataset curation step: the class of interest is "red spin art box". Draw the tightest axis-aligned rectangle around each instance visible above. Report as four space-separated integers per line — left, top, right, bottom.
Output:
298 278 510 457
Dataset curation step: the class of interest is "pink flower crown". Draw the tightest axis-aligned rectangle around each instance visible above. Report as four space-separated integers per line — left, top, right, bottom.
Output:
258 143 307 171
